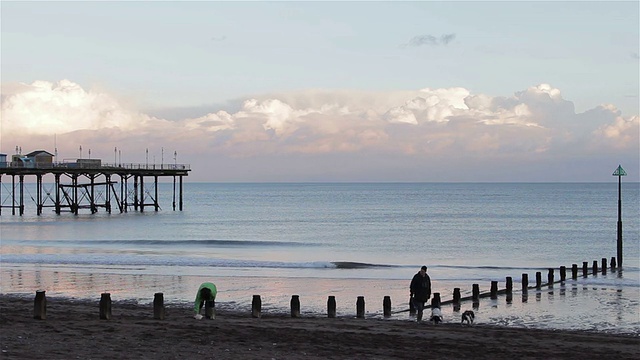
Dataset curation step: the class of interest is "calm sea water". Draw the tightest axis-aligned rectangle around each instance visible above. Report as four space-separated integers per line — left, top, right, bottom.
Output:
1 182 638 334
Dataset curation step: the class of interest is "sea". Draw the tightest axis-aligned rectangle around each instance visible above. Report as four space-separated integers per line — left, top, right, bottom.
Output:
1 182 639 335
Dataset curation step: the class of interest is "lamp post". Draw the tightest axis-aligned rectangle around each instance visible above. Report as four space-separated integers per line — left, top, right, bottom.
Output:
612 165 626 268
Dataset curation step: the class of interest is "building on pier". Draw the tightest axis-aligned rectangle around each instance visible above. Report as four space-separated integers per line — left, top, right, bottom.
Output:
0 150 191 216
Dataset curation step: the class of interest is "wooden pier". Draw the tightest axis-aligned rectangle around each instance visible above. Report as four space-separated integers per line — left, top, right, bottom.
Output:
0 162 190 215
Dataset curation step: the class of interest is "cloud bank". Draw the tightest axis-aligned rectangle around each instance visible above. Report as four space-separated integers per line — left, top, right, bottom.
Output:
1 80 637 181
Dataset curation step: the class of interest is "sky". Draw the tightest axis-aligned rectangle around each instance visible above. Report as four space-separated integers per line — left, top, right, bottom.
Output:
1 0 638 182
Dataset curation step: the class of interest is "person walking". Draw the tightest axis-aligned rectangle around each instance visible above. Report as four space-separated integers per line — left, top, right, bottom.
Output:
410 265 431 322
194 282 217 319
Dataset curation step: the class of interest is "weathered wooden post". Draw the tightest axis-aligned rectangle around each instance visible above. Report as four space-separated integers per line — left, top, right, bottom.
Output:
34 290 46 320
251 295 261 318
431 293 441 308
153 292 165 320
601 258 607 274
571 264 578 280
505 277 513 303
452 288 461 311
560 266 566 282
453 288 461 304
99 293 112 320
472 284 480 304
610 257 617 269
356 296 365 318
535 272 542 289
290 295 300 318
582 262 588 277
548 268 554 285
521 274 529 292
592 260 598 275
327 296 336 318
490 281 498 299
383 296 392 318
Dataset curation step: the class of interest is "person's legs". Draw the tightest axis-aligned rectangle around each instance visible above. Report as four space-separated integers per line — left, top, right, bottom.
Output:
198 301 205 314
205 299 215 319
413 298 424 321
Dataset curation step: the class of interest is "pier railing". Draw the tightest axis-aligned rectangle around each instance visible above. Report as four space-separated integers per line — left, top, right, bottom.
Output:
0 162 190 171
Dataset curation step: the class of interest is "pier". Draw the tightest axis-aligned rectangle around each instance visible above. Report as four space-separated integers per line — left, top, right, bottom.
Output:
0 161 190 215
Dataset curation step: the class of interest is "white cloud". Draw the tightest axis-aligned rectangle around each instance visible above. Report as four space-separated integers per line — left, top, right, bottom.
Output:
1 79 637 180
1 80 156 135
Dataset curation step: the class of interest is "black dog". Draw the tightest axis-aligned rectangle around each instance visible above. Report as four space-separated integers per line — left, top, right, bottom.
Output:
461 310 475 325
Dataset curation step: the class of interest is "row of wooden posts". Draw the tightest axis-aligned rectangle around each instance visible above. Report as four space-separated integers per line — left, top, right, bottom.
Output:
32 257 617 321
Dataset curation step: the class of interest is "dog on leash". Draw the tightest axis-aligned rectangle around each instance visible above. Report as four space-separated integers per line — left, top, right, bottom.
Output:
461 310 475 325
429 307 443 324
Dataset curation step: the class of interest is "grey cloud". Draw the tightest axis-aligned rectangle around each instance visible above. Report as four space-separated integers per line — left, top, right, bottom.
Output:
405 33 456 47
631 52 639 60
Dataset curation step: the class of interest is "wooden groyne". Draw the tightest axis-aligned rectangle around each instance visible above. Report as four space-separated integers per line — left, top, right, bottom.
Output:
0 162 190 215
29 256 619 321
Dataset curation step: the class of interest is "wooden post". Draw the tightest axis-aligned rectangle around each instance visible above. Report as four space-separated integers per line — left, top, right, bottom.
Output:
521 273 529 292
560 266 566 282
431 293 441 308
572 264 578 280
327 296 336 318
153 292 165 320
472 284 480 303
490 281 498 299
610 257 617 269
290 295 300 318
383 296 392 318
535 272 542 289
453 288 461 304
356 296 365 318
99 293 112 320
547 268 554 285
601 258 607 274
582 262 588 277
34 291 46 320
251 295 261 318
452 288 461 311
505 277 513 302
592 260 598 275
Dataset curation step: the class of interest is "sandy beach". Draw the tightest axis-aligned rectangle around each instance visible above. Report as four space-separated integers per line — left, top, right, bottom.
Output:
1 294 638 359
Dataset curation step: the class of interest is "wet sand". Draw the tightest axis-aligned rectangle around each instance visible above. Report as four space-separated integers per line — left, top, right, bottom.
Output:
1 294 638 359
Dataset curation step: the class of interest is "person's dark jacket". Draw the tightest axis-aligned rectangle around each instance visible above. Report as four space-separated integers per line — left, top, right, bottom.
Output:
410 272 431 302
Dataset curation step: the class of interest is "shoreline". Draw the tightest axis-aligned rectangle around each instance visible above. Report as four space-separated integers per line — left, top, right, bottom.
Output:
1 294 639 359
